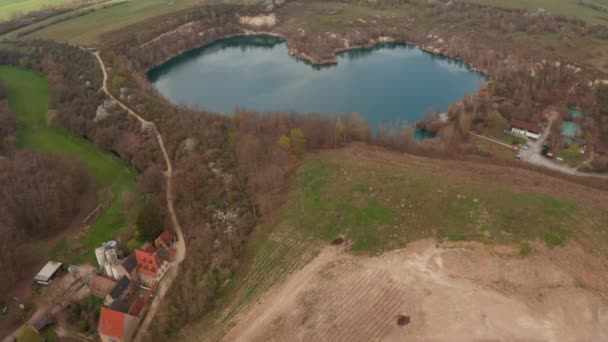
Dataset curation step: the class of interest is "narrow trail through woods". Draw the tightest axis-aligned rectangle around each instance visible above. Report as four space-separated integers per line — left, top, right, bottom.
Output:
92 51 186 340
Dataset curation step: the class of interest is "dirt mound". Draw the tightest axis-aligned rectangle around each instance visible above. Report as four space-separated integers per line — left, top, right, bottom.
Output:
222 240 608 341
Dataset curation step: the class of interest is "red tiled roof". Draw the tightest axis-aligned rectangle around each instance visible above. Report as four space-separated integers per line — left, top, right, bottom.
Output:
141 242 156 254
157 230 176 245
134 249 161 276
99 307 125 338
511 119 543 134
128 299 145 317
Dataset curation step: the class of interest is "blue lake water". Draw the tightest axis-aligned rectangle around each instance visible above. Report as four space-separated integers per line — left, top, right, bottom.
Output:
148 35 486 132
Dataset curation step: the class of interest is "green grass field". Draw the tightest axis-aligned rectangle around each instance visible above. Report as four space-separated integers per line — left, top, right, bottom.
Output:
21 0 205 45
0 0 82 20
466 0 608 25
0 65 140 264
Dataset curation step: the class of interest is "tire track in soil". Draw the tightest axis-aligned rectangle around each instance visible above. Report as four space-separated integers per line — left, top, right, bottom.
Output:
339 286 403 342
219 236 302 316
364 288 404 341
550 243 608 303
319 265 381 335
325 270 393 341
216 237 315 337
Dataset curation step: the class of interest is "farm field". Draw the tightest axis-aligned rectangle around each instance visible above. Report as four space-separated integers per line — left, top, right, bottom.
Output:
466 0 608 25
187 145 608 341
0 65 140 264
19 0 208 45
0 0 84 20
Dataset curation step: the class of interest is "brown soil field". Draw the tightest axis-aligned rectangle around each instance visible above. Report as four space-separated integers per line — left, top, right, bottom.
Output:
223 239 608 341
187 144 608 341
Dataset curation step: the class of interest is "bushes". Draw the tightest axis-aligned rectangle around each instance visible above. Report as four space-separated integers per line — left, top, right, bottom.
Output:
66 296 103 335
136 200 165 241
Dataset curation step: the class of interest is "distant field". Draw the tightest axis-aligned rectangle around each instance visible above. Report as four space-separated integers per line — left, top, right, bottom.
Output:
191 145 608 340
0 65 141 264
22 0 206 45
466 0 608 25
0 0 82 20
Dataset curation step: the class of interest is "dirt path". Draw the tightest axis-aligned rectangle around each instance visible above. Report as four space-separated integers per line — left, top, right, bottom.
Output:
222 240 608 342
92 51 186 340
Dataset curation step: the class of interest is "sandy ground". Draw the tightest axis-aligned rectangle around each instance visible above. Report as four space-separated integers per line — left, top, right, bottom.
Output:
222 240 608 342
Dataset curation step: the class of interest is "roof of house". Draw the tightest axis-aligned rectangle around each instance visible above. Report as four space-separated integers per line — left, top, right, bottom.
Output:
98 307 126 339
89 274 117 296
596 142 608 154
128 299 145 317
134 249 161 277
34 261 63 282
156 230 176 246
109 276 131 299
109 299 130 314
121 253 137 273
511 119 543 134
141 242 156 254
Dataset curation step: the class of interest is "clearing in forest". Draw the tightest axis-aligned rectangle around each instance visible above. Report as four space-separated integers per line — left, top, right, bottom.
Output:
0 65 141 264
188 145 608 341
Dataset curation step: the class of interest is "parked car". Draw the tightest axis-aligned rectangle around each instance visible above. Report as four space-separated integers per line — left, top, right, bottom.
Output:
520 144 530 150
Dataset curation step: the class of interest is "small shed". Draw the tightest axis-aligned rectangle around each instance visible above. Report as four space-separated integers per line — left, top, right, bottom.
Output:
33 261 63 286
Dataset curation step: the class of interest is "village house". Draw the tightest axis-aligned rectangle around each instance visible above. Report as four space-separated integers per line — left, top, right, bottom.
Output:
90 274 117 298
155 230 176 250
98 307 139 342
510 119 543 140
134 249 169 287
114 253 138 282
105 275 133 306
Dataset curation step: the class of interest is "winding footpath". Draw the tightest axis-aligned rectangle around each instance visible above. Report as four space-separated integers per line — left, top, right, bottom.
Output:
92 51 186 340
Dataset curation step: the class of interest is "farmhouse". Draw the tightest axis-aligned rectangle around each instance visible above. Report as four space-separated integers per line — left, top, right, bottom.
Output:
89 274 117 298
155 230 176 250
105 276 133 306
98 307 139 342
510 119 543 139
134 249 169 287
33 261 63 286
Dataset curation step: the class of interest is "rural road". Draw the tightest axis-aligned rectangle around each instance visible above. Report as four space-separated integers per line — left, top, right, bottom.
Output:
93 51 186 340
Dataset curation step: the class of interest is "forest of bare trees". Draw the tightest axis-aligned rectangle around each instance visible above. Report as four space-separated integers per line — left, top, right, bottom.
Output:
0 150 92 294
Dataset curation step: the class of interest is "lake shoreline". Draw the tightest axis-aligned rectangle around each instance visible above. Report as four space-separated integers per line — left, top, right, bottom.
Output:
144 29 489 82
147 34 485 131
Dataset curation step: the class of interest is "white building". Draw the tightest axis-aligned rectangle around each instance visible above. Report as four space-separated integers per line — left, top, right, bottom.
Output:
34 261 63 286
510 119 543 140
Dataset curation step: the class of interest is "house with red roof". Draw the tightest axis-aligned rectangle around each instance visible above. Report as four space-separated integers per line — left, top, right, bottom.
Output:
98 307 139 342
134 249 169 287
154 230 176 250
510 119 543 140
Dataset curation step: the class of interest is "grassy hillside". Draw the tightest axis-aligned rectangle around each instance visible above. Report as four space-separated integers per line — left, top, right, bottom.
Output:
190 146 608 340
0 65 140 264
0 0 82 20
466 0 608 25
